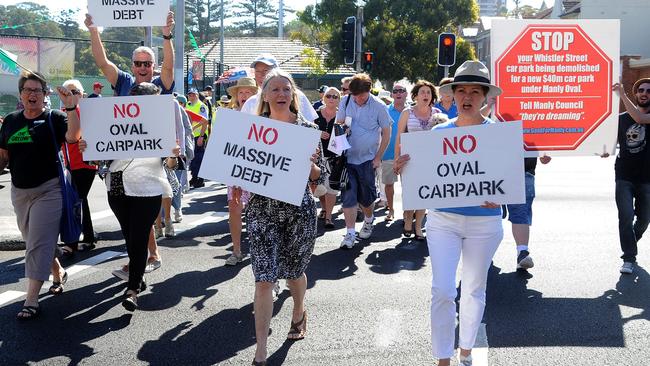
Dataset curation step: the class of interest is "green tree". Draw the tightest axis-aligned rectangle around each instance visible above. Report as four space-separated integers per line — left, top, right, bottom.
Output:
0 3 63 38
185 0 232 44
300 0 479 84
232 0 279 36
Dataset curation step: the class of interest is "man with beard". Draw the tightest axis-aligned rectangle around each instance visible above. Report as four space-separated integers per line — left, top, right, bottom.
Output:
612 78 650 274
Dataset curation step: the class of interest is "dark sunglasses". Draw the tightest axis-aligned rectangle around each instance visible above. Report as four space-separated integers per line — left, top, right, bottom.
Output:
133 60 153 68
70 89 81 95
392 89 407 93
637 88 650 94
325 94 339 99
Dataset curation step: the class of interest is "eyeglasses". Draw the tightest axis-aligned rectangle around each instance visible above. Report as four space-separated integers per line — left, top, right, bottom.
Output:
392 89 407 94
637 88 650 94
20 87 45 95
341 87 349 92
133 60 153 68
325 94 339 99
70 89 81 95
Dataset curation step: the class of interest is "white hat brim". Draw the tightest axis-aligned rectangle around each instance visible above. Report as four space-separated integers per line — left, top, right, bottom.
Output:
439 82 502 98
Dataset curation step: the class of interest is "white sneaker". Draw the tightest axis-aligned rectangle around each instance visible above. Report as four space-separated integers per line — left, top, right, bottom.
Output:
173 210 182 223
458 354 472 366
164 219 175 237
620 262 634 274
516 250 534 270
340 232 356 249
358 220 374 239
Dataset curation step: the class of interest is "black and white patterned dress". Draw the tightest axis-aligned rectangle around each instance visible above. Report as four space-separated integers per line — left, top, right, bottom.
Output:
245 115 325 283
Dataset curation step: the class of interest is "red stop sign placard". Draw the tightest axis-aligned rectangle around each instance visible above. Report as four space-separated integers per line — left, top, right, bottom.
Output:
494 25 612 151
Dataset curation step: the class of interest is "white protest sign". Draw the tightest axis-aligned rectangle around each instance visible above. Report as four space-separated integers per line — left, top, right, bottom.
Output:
88 0 169 28
400 122 525 210
79 95 176 160
200 108 321 206
491 19 619 157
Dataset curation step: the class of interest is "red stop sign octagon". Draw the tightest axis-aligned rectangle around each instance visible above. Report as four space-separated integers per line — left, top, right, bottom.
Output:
494 25 612 151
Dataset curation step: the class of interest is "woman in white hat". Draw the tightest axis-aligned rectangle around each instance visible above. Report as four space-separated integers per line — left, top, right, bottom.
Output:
395 60 504 366
223 77 258 266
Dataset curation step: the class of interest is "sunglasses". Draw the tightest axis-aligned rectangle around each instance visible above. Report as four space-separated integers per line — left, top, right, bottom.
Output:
133 60 153 68
70 89 81 95
637 88 650 94
325 94 339 99
392 89 407 94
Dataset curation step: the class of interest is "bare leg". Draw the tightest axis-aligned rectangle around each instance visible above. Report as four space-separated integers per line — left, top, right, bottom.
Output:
286 273 307 322
385 183 395 217
437 359 450 366
361 203 374 219
147 228 160 261
324 193 336 221
403 210 414 231
228 200 243 256
415 210 426 236
162 197 172 222
512 224 530 247
343 207 357 230
253 281 274 362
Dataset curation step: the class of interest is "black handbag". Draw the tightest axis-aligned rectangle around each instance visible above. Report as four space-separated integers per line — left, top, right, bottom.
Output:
108 160 133 197
46 112 83 244
328 125 349 191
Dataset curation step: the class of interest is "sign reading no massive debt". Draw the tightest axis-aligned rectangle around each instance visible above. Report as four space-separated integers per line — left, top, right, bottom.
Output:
200 108 321 206
79 95 177 160
491 19 620 156
400 122 525 210
88 0 169 27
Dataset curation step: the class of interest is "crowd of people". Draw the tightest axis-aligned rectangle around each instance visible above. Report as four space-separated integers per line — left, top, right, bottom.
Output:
1 11 650 366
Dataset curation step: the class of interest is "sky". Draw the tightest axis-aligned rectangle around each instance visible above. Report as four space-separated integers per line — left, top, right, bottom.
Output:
2 0 556 29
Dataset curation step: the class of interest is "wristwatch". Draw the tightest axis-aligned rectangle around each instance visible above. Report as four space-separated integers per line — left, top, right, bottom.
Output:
64 105 77 111
162 33 173 40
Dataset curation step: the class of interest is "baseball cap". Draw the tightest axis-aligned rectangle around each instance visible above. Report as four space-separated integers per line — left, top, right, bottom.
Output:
93 82 104 89
176 95 187 104
204 85 213 92
187 87 199 94
318 85 328 93
250 53 278 68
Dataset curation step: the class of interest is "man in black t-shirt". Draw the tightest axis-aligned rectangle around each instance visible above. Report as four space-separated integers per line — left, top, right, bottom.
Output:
612 78 650 274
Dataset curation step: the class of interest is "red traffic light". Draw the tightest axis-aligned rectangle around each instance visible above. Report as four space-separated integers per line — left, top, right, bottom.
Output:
442 36 453 47
365 52 373 62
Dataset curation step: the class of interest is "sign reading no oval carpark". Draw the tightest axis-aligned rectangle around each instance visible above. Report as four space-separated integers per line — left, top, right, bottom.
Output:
491 19 620 156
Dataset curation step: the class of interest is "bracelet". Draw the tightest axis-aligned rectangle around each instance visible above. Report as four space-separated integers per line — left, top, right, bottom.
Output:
64 105 77 111
162 33 173 40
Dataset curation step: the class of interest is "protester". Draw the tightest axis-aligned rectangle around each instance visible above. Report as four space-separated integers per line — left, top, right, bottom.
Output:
60 79 98 254
312 85 328 110
224 77 258 266
85 13 175 279
87 82 103 98
611 79 650 274
187 88 209 189
340 76 352 96
394 61 504 366
394 80 443 240
337 73 391 249
247 69 323 365
380 82 408 222
80 83 181 311
0 71 81 320
241 53 318 122
435 78 457 119
315 87 342 229
172 95 194 222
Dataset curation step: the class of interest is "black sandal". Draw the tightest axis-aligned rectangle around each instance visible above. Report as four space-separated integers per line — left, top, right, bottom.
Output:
49 271 68 295
16 305 40 320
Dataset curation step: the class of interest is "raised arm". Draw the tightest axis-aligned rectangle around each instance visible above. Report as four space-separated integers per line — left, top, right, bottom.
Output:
160 11 175 91
58 86 82 143
85 14 119 86
613 83 650 124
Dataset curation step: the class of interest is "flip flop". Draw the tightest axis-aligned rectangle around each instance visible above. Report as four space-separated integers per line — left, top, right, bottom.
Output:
16 305 40 320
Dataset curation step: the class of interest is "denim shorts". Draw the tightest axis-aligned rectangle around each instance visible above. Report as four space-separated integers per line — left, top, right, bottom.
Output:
341 160 377 208
506 172 535 225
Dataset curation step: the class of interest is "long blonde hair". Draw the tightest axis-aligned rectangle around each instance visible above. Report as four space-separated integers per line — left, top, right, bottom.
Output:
256 69 300 116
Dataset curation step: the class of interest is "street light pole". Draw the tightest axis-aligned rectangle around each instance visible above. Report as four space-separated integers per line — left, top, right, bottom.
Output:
174 0 185 94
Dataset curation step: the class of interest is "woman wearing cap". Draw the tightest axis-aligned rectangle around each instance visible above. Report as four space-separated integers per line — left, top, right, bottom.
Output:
248 69 323 365
314 86 341 229
395 61 504 366
223 77 258 266
394 79 445 241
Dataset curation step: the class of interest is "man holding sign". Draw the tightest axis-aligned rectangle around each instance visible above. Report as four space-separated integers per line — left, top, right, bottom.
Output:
395 61 519 366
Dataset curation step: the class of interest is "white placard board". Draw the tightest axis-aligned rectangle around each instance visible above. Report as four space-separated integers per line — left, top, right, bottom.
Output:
88 0 169 27
79 95 176 160
491 19 619 157
400 122 525 210
200 108 321 206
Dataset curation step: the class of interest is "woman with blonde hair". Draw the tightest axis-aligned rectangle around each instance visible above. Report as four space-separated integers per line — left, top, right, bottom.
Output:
248 69 323 365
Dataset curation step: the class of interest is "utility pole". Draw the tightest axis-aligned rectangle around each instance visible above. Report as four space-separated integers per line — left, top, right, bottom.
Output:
355 6 363 73
278 0 284 38
174 0 185 94
219 0 224 101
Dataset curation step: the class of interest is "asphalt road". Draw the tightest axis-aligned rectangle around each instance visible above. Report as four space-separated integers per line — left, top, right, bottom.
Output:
0 156 648 366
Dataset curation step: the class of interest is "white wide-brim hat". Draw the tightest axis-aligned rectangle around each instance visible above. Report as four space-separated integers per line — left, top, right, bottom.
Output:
439 60 502 97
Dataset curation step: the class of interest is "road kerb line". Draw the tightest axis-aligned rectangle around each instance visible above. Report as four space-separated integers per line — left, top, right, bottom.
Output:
0 290 26 307
473 323 489 366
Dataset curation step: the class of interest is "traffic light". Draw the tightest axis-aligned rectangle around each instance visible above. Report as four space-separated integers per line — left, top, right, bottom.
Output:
363 51 374 73
342 16 356 65
437 33 456 67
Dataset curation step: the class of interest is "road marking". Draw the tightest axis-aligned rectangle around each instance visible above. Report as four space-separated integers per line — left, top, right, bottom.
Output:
473 323 489 366
48 250 123 281
0 290 26 307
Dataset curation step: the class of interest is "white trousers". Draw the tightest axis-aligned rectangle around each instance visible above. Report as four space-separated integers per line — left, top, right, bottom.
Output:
426 211 503 359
